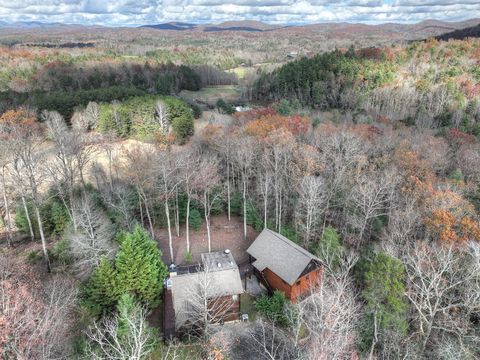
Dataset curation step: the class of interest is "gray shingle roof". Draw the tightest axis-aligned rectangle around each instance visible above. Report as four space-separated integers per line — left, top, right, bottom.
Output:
170 251 244 329
247 229 321 286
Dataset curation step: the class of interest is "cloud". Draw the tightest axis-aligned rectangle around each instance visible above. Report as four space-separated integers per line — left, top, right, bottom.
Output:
0 0 478 26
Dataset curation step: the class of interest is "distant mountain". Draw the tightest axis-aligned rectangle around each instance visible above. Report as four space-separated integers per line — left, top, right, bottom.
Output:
211 20 281 31
142 20 281 32
141 22 197 31
0 21 84 29
203 26 263 32
436 24 480 41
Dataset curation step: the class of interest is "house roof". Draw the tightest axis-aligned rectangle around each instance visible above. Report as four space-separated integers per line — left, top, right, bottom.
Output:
201 251 237 272
247 229 321 286
170 251 244 329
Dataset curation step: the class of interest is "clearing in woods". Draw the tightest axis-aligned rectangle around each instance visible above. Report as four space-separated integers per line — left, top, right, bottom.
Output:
155 215 258 266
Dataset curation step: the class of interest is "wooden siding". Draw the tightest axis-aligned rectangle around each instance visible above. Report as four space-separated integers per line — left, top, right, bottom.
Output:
163 289 176 339
262 265 323 303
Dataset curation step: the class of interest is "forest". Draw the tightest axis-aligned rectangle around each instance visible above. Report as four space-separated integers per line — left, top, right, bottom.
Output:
0 21 479 360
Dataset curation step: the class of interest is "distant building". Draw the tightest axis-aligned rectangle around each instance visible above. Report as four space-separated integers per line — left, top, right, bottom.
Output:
286 51 299 59
247 229 323 303
164 251 243 338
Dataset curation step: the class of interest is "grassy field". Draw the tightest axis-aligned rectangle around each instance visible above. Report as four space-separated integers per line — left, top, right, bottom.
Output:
179 85 242 106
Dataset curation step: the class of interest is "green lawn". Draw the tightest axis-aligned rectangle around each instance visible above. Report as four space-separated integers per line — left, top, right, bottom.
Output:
240 292 257 321
179 85 241 106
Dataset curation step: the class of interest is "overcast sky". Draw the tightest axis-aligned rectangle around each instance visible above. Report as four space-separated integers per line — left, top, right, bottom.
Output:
0 1 479 26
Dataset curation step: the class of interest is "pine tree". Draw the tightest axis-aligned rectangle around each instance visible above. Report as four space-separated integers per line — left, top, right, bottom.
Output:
115 225 168 308
84 257 120 315
359 252 408 352
188 208 203 230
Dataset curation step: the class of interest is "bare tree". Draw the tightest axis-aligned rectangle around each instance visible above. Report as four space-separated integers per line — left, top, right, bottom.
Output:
44 110 83 230
295 176 325 247
156 149 183 263
403 241 480 354
0 257 77 359
7 116 51 271
384 196 420 249
156 100 170 134
68 195 117 279
0 153 13 246
122 146 158 237
247 320 296 360
295 254 361 360
347 168 399 245
314 129 364 237
84 297 157 360
73 101 100 131
232 135 256 240
193 157 222 253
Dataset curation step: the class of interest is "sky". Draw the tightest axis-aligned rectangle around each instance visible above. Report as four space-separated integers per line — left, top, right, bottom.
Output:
0 1 479 27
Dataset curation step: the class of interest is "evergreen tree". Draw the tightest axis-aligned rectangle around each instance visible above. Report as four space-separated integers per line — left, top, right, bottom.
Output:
115 225 168 308
84 226 168 314
84 257 120 315
359 252 408 352
188 208 203 230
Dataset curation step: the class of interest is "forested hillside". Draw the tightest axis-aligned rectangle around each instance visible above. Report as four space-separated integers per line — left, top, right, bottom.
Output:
255 38 480 134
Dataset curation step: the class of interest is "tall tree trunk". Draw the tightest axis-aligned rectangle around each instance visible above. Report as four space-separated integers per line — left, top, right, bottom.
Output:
165 200 174 264
144 197 154 239
57 191 75 232
227 161 231 222
186 196 191 253
1 167 12 246
175 187 180 237
278 189 283 233
22 195 35 241
243 177 247 241
204 191 211 253
139 193 144 225
263 177 268 229
368 310 378 360
34 203 50 273
69 187 77 232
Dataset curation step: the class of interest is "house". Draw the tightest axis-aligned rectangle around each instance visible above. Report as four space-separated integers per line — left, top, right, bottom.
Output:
246 229 323 303
164 250 243 338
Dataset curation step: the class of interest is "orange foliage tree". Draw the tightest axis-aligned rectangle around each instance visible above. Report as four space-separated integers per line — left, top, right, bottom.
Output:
424 189 480 244
244 114 309 138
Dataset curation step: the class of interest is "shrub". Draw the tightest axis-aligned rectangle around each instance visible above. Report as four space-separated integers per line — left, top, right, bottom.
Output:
280 225 299 244
184 251 193 263
276 99 293 116
16 202 37 237
312 226 344 270
170 114 194 143
255 291 289 326
191 103 202 119
49 238 72 266
189 208 203 231
26 249 42 264
216 98 235 115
